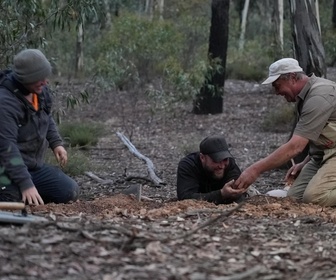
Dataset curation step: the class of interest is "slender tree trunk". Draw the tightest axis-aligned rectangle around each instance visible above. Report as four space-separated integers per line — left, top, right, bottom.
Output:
289 0 326 77
158 0 164 20
75 22 84 76
333 0 336 28
238 0 250 50
311 0 321 34
273 0 284 54
193 0 230 115
100 0 112 29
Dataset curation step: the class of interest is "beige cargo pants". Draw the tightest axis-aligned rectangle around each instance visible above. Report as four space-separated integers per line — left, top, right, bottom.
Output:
287 156 336 206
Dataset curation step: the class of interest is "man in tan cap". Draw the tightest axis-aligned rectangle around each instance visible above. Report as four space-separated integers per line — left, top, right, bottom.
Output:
0 49 79 205
235 58 336 206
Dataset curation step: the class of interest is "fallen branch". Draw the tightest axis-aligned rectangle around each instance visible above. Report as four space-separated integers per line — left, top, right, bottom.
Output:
125 175 153 184
117 132 165 187
171 202 245 240
84 171 114 185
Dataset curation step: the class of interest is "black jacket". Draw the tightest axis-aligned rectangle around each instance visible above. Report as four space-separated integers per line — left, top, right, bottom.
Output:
0 72 63 191
176 152 242 204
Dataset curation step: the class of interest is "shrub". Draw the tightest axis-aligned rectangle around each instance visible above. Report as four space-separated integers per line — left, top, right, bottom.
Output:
226 40 274 82
59 122 105 148
45 148 90 176
90 13 184 87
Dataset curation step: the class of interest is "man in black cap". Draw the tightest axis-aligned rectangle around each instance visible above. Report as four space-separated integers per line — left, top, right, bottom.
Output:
176 135 250 204
0 49 79 205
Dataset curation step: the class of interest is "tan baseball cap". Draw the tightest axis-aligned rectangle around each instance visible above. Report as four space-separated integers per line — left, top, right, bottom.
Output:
262 58 303 85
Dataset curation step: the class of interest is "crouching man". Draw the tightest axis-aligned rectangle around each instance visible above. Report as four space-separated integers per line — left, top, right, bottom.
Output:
0 49 79 205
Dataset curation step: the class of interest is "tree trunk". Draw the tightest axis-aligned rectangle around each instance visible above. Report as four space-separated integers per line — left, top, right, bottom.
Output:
273 0 284 54
333 0 336 28
238 0 250 50
158 0 164 20
311 0 321 33
289 0 326 77
75 22 84 76
193 0 230 115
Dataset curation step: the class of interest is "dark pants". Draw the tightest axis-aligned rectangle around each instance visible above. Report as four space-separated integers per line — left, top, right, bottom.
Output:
0 164 79 204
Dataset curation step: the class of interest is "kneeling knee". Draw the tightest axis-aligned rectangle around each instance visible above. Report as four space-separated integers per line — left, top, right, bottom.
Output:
69 183 80 202
302 192 314 204
303 190 328 206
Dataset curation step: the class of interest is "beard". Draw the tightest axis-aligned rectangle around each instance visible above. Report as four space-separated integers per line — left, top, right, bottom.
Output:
204 165 225 180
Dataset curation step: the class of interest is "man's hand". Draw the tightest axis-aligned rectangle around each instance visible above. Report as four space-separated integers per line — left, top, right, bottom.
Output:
234 166 259 190
53 146 68 168
221 179 246 198
22 187 44 205
285 161 304 184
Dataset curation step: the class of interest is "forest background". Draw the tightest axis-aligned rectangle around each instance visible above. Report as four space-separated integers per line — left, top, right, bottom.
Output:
1 0 336 175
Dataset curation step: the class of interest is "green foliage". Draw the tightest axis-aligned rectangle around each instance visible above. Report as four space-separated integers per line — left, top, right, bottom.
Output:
45 148 90 176
0 0 104 66
322 28 336 66
319 1 336 66
146 56 224 110
227 40 276 82
261 104 295 133
90 13 185 88
59 122 105 148
90 48 140 91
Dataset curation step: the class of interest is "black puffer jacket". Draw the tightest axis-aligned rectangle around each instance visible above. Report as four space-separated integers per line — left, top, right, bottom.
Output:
0 71 63 191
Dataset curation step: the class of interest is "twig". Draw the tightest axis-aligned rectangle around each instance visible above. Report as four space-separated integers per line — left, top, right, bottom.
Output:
117 132 165 186
169 202 245 240
84 171 114 185
125 175 153 184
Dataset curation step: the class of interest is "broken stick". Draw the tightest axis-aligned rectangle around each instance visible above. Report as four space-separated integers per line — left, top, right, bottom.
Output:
116 132 165 187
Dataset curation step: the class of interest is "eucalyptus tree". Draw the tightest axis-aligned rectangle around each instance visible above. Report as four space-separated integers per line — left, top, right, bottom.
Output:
238 0 250 50
289 0 326 77
0 0 104 69
274 0 284 54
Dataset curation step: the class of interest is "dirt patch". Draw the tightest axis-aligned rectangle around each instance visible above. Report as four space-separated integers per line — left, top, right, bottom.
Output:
1 76 336 280
32 195 336 223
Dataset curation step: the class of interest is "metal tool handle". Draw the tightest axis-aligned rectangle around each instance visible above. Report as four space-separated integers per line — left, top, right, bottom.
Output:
0 202 25 210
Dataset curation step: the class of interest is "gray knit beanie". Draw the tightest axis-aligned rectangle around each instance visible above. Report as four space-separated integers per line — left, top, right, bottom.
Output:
12 49 52 84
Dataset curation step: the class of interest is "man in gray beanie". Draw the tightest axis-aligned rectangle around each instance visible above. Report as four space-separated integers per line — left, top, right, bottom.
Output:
0 49 79 205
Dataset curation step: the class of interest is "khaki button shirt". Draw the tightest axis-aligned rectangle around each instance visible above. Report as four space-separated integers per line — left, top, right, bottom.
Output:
294 74 336 161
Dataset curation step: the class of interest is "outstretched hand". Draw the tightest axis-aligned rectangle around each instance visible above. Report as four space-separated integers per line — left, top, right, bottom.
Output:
234 167 259 190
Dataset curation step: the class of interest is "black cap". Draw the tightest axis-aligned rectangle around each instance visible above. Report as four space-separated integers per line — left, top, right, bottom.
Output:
199 135 232 162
